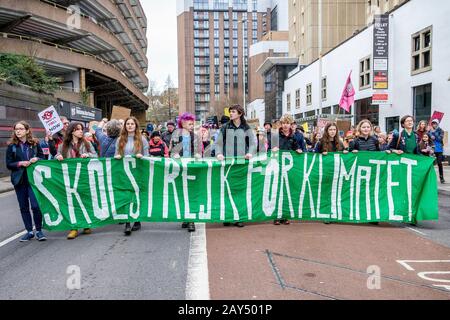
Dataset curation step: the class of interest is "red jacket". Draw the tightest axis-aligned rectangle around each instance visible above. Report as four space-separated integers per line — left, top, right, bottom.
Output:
149 139 169 157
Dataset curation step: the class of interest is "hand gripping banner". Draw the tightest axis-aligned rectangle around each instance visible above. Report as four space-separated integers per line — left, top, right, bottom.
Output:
27 152 439 231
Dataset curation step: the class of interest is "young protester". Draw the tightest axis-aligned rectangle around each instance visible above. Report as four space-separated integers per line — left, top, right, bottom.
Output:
419 133 435 157
56 122 98 240
114 117 149 236
349 120 381 152
416 120 429 142
291 121 307 152
95 119 122 158
170 113 199 232
149 131 169 157
378 133 390 151
215 104 256 228
48 116 69 157
6 121 46 242
256 128 268 153
314 123 346 155
429 119 445 183
389 115 420 155
272 114 304 225
264 122 273 151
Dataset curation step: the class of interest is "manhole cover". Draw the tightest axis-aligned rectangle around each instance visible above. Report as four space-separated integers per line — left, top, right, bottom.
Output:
304 273 316 278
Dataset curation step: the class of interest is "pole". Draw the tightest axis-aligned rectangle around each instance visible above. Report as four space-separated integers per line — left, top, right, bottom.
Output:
318 0 323 117
242 19 247 114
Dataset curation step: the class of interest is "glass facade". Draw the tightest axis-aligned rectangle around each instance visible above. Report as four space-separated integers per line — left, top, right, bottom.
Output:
413 84 432 124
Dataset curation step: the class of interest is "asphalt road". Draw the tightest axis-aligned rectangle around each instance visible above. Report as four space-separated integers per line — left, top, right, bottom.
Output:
0 192 191 300
0 191 449 300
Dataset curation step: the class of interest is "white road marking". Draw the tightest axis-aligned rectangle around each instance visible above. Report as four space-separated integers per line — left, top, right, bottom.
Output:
406 227 426 236
397 260 450 271
185 223 210 300
0 230 27 248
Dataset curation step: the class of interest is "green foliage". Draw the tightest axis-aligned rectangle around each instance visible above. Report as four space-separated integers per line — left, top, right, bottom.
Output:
0 53 59 93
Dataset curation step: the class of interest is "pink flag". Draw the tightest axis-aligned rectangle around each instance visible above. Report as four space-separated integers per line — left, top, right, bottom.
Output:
339 71 355 112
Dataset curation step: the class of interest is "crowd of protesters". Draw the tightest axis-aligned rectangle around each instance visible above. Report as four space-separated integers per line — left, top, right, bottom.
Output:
5 105 447 242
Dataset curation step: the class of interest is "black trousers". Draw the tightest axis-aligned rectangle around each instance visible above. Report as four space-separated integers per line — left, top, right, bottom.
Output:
435 152 444 178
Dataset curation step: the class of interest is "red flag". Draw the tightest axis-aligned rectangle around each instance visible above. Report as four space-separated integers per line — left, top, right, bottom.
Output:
339 71 355 112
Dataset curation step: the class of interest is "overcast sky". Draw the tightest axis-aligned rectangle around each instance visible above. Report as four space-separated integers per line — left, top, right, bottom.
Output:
142 1 178 93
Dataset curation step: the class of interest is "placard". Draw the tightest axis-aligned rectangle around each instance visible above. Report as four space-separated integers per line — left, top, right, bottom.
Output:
38 106 64 135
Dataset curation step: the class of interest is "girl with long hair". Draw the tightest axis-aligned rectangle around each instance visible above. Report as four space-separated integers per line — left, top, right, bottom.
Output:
416 120 429 142
56 122 98 239
314 123 345 155
114 116 149 236
6 121 46 242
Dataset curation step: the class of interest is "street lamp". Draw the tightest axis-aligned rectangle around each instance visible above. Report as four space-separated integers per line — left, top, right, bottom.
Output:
239 19 247 114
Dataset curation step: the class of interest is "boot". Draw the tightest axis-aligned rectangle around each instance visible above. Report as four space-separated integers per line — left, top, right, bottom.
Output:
131 222 141 231
440 176 446 184
182 222 189 228
124 223 132 236
234 222 244 228
67 230 78 240
188 222 196 232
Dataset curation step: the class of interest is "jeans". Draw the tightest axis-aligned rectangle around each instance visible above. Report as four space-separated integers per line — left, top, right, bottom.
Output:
14 181 43 232
435 152 444 178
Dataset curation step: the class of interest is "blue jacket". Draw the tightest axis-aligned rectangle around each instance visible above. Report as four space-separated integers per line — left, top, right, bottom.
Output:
95 127 118 158
389 130 420 154
293 130 307 152
6 142 44 186
429 127 444 153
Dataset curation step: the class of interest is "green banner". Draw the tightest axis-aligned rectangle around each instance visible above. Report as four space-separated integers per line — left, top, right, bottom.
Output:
27 152 438 231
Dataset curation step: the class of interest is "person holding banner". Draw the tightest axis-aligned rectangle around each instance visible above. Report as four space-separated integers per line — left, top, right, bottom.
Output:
389 115 420 155
419 133 435 157
349 120 381 152
6 121 46 242
56 122 98 240
170 112 199 232
115 117 149 235
215 104 256 228
314 123 346 155
429 119 445 183
272 114 304 225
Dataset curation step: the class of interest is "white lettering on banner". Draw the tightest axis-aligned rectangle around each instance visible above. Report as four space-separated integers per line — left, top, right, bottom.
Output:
123 158 140 219
246 155 265 220
356 166 372 221
331 155 341 219
181 159 197 220
278 152 295 219
62 163 91 224
146 157 162 218
400 158 418 222
163 159 181 219
369 160 387 220
220 160 240 221
316 155 329 220
106 159 126 220
87 160 109 221
33 166 63 226
262 158 279 217
298 154 317 218
338 157 358 221
199 159 213 220
387 161 403 221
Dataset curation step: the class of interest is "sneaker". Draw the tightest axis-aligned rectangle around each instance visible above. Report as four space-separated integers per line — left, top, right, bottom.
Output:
282 219 290 225
67 230 78 240
20 232 34 242
274 220 281 225
131 222 141 231
441 177 446 184
82 228 92 235
181 222 189 229
124 223 131 236
234 222 244 228
187 222 196 232
36 231 47 241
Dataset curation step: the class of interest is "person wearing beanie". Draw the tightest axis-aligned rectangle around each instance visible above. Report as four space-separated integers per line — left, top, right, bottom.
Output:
149 131 169 158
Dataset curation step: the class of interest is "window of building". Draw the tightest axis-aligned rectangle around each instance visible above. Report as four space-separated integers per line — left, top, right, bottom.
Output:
233 30 238 38
215 84 220 95
233 39 238 47
224 30 229 38
214 30 219 38
355 97 379 125
194 58 200 65
214 20 219 29
287 93 291 112
322 106 332 114
413 84 432 123
233 12 238 20
214 57 220 65
214 12 219 20
224 39 229 47
233 48 238 57
224 21 229 29
385 116 400 134
214 48 220 56
359 56 371 89
224 12 229 20
412 26 432 75
321 77 327 100
295 89 300 109
306 84 312 105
